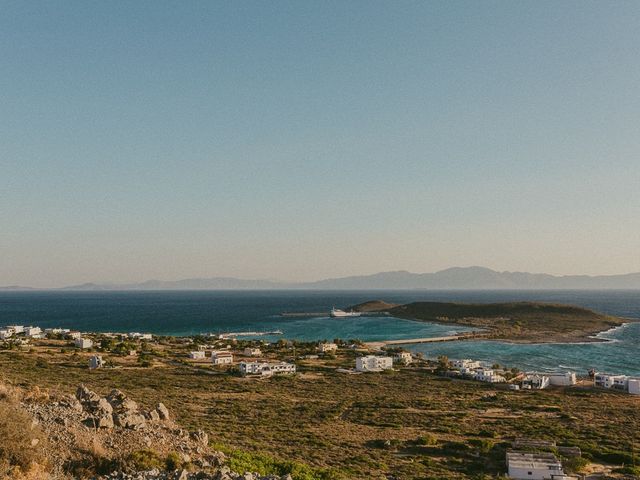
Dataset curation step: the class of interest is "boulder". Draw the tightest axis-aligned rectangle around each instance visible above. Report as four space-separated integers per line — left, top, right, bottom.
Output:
156 402 170 420
96 414 114 429
148 409 160 422
106 389 138 413
191 430 209 446
94 397 114 416
114 412 146 429
76 385 100 405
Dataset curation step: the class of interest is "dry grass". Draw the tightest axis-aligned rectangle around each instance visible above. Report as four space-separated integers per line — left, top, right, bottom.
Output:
0 382 48 480
1 343 639 479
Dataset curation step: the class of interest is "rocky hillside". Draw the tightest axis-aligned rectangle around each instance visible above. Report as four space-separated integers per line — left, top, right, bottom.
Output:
0 381 294 480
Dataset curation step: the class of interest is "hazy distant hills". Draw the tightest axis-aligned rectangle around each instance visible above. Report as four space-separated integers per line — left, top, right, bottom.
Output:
303 267 640 290
3 266 640 290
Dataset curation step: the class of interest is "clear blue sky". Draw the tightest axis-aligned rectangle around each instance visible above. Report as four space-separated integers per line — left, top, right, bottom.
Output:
2 1 639 287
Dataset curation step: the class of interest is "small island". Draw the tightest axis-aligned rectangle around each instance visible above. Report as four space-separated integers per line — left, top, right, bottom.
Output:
350 300 628 343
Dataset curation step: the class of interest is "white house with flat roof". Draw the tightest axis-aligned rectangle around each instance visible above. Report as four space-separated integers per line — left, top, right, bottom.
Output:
506 451 566 480
67 331 82 339
129 332 153 340
0 329 13 340
394 351 413 365
24 326 42 337
75 337 93 349
189 351 206 360
45 328 70 335
243 347 262 357
628 378 640 395
594 373 628 389
474 368 506 383
211 351 233 365
318 342 338 354
356 355 393 372
6 325 24 334
239 361 295 377
548 372 577 386
452 359 481 370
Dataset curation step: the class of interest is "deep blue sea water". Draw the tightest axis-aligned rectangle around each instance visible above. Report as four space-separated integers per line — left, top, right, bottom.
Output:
0 290 638 375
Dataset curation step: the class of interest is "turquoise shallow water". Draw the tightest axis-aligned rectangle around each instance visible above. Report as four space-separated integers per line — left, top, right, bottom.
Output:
0 290 638 375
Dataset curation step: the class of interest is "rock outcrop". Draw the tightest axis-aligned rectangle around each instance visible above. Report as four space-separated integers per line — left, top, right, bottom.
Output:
76 385 168 431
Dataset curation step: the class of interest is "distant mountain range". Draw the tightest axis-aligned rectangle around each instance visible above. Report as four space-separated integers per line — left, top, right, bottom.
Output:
3 266 640 290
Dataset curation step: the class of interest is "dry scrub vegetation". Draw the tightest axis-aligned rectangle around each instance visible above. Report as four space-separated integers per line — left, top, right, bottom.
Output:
2 345 640 479
0 383 48 480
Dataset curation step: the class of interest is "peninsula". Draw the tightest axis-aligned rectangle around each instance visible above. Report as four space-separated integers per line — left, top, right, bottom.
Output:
349 300 628 343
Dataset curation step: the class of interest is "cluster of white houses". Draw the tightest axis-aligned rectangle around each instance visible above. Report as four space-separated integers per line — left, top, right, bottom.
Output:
239 361 296 377
452 359 507 383
354 352 412 372
594 373 640 394
189 349 234 365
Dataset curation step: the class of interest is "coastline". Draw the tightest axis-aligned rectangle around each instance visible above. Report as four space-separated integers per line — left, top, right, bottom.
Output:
387 312 634 345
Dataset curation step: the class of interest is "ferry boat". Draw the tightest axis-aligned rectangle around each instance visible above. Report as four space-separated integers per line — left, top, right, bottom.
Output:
330 308 361 318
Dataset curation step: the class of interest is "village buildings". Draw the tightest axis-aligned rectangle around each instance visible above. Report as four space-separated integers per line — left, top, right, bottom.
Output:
506 451 572 480
239 361 295 377
74 337 93 349
355 355 393 372
318 342 338 354
394 351 413 365
211 351 233 365
243 347 262 357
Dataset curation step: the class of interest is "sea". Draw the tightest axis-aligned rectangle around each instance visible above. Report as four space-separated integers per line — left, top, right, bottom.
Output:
0 290 638 376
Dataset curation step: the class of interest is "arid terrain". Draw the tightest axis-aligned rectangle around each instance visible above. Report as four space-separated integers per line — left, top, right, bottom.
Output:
1 334 639 479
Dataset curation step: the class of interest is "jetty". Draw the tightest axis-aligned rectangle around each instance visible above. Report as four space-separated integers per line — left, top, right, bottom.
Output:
209 330 283 339
281 311 389 317
365 331 486 350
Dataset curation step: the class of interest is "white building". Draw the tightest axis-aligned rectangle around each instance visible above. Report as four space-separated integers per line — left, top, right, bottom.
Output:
474 368 506 383
88 355 104 369
0 329 13 340
452 359 482 370
522 374 550 390
6 325 24 334
67 331 82 340
211 351 233 365
75 337 93 349
355 355 393 372
548 372 577 386
129 332 153 340
239 361 296 377
243 347 262 357
506 451 565 480
189 351 206 360
628 378 640 395
212 352 233 365
24 326 42 337
45 328 70 335
394 351 413 365
318 342 338 354
594 373 628 389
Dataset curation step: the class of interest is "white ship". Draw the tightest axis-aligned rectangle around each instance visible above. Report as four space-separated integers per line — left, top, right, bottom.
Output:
330 307 361 318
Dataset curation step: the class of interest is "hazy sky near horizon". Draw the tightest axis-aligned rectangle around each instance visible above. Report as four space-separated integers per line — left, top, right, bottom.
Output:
2 1 640 287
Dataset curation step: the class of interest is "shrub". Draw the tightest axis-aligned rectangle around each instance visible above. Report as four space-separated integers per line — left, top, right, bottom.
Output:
468 439 493 453
562 456 589 474
0 386 47 477
125 449 163 471
416 434 438 446
165 452 182 471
